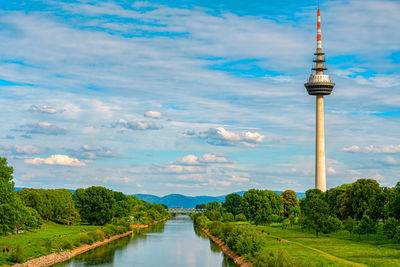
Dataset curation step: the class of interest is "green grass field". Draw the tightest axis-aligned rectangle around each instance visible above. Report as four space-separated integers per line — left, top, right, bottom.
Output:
252 223 400 267
0 222 100 266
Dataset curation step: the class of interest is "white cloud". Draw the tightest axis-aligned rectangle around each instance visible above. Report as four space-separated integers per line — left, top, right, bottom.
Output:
327 167 337 175
29 105 58 114
25 154 85 166
378 156 397 165
0 144 40 155
199 153 229 163
188 127 264 147
115 119 161 130
18 122 68 135
343 144 400 154
176 154 199 165
144 110 162 118
176 153 229 165
164 164 203 173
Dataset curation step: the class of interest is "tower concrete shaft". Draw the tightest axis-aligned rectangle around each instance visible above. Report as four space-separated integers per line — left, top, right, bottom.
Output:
304 7 334 192
316 95 326 191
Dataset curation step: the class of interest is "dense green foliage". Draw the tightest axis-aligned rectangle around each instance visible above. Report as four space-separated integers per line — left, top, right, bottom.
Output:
280 190 298 218
17 188 78 224
243 189 282 225
222 193 243 216
0 158 42 235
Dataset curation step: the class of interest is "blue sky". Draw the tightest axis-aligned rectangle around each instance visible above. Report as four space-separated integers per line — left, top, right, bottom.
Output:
0 0 399 196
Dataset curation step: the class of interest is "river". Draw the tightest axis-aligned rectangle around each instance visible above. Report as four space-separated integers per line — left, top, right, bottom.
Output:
54 215 237 267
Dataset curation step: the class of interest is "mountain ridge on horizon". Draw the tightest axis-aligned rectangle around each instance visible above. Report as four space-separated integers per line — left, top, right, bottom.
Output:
14 187 305 209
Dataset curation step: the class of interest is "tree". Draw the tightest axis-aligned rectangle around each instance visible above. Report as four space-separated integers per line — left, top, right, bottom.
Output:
338 179 383 221
324 185 347 218
223 193 243 216
206 201 222 211
343 217 357 235
73 186 116 225
387 182 400 220
383 217 400 239
242 189 282 225
280 190 298 218
0 157 21 235
302 196 329 238
355 215 377 237
222 212 234 222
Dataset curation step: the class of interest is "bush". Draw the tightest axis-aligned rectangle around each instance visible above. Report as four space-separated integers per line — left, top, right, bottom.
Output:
95 229 106 241
226 226 265 259
268 215 284 223
9 245 25 263
78 233 93 244
208 221 224 238
61 238 74 250
104 224 118 236
116 225 125 234
254 249 294 267
235 213 247 222
222 212 234 222
383 217 400 239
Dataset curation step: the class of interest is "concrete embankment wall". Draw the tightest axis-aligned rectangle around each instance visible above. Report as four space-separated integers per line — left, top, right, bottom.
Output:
200 227 252 267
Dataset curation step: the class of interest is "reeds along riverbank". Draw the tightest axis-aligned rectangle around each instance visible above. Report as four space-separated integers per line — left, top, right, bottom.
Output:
200 227 252 267
12 220 167 267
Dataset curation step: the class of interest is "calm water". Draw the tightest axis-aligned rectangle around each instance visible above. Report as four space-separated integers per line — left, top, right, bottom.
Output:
54 215 237 267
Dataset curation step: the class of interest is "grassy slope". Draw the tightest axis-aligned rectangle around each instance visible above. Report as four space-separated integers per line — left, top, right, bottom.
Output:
254 223 400 267
0 222 99 266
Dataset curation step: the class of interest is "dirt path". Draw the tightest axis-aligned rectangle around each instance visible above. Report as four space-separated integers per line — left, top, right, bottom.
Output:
264 233 367 267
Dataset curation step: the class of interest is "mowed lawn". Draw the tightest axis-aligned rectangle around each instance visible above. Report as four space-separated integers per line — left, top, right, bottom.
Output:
0 222 99 266
255 224 400 267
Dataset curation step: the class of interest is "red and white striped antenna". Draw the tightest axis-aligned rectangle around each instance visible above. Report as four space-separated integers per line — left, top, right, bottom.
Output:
317 6 322 50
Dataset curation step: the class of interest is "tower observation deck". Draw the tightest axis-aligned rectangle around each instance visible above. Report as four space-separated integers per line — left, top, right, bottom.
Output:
304 7 335 192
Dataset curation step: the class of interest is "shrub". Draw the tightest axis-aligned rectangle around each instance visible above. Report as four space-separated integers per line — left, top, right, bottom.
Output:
9 245 25 263
61 238 74 250
88 231 103 242
383 217 400 239
73 238 81 247
116 225 125 234
104 224 118 236
226 226 265 260
222 212 234 222
254 249 294 267
268 215 284 223
208 221 224 238
78 233 93 244
95 230 106 241
235 213 247 222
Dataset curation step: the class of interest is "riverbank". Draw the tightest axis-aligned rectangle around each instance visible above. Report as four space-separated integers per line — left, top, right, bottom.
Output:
200 227 251 267
12 231 133 267
7 220 167 267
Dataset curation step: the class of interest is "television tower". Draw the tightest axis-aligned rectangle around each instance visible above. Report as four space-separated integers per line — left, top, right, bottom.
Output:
304 7 335 192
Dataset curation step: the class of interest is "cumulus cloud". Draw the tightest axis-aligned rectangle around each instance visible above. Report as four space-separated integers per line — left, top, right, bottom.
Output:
185 127 264 147
66 145 116 159
18 122 68 135
164 164 203 173
144 110 162 119
25 154 85 166
29 105 58 114
114 119 161 130
343 144 400 154
176 153 229 165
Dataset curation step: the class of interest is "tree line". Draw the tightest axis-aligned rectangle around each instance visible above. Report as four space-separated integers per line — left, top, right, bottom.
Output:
196 178 400 241
0 157 169 236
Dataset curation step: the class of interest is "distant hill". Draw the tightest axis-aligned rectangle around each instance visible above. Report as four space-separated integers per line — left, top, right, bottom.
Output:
135 191 305 208
14 187 304 208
